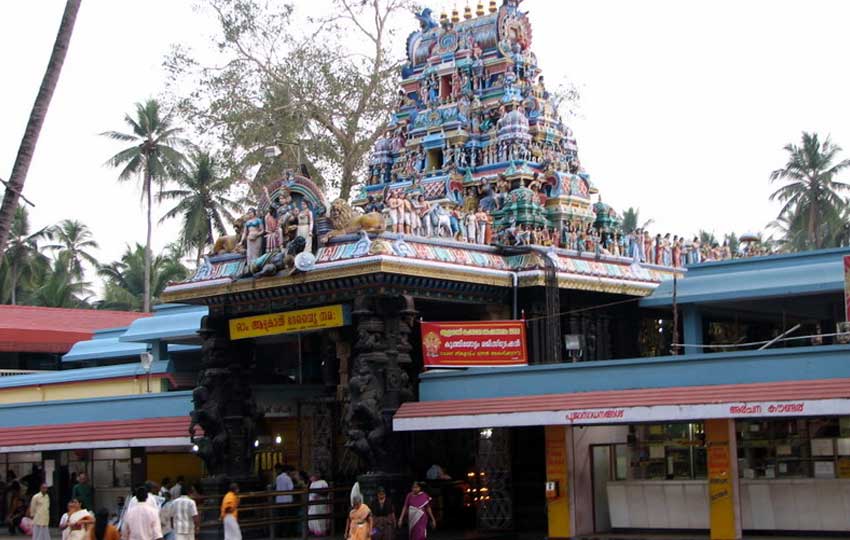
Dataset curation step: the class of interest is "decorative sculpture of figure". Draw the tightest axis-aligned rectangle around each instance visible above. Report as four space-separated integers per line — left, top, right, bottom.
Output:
464 211 477 243
240 208 264 262
386 192 401 233
264 207 282 254
475 207 490 244
295 200 314 253
672 235 682 267
411 194 426 235
402 193 414 235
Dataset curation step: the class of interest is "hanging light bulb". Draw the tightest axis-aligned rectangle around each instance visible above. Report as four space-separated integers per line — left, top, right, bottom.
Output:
191 444 199 453
254 439 260 448
275 435 283 445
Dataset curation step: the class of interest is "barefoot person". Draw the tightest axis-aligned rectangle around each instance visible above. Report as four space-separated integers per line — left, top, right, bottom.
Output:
344 495 371 540
398 482 435 540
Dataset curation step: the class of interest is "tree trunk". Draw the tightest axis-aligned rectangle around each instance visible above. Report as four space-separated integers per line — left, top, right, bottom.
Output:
0 0 82 253
340 161 355 201
9 267 17 306
144 167 153 313
809 200 818 249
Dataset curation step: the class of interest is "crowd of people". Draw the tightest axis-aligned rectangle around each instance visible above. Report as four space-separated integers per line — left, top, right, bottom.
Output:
1 470 200 540
0 463 441 540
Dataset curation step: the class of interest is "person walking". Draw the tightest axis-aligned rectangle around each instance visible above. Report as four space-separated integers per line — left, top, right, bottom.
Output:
121 487 162 540
222 507 240 540
27 483 50 540
398 483 435 540
344 495 371 540
273 464 293 537
65 499 93 540
219 484 239 522
90 508 119 540
307 473 329 537
162 486 198 540
168 478 183 502
72 473 93 512
370 487 394 540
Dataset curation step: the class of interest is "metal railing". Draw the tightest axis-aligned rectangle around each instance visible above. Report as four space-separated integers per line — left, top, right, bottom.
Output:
198 485 352 540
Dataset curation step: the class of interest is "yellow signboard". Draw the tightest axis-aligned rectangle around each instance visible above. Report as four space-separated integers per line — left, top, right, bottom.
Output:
229 304 349 340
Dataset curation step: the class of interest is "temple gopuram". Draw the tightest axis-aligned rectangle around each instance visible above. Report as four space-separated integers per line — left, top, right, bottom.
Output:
161 0 681 530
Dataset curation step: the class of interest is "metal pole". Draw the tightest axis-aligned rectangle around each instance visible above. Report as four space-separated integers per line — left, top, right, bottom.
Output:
671 272 679 355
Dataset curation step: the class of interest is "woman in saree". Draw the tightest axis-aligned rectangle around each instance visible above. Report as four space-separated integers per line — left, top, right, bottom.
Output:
398 482 435 540
240 208 264 262
344 495 371 540
65 499 93 540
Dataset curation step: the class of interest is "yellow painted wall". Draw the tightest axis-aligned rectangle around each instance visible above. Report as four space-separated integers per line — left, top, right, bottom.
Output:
545 425 572 539
0 376 167 404
146 453 204 488
706 419 741 540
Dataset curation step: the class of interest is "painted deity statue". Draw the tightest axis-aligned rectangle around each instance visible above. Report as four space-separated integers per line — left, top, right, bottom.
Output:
295 200 314 254
241 208 265 262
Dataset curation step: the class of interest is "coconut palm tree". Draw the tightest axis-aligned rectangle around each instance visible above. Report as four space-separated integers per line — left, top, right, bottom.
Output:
769 132 850 249
159 151 239 262
0 0 82 254
30 258 92 308
45 219 99 279
97 243 188 311
101 99 191 312
621 207 654 234
0 206 51 305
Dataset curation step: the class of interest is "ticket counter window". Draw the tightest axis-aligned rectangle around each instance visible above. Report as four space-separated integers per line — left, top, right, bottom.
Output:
92 449 131 489
5 452 43 483
628 423 706 480
737 416 850 479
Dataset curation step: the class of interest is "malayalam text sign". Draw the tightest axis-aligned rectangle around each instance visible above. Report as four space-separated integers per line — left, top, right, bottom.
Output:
420 320 527 367
229 304 349 340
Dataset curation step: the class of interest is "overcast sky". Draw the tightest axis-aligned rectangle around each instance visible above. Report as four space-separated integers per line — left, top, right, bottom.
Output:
2 0 850 294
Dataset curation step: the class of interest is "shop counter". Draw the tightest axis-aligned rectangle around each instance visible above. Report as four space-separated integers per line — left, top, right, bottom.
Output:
607 480 708 529
607 479 850 532
740 478 850 531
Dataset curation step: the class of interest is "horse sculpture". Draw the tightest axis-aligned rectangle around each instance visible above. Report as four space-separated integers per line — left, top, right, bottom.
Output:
423 203 453 238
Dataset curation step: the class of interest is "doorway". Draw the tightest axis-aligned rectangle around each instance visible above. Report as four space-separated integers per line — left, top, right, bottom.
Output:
591 445 611 533
590 443 627 533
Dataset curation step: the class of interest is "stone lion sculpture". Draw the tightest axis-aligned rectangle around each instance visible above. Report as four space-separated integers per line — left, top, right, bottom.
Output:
211 215 247 255
323 198 386 241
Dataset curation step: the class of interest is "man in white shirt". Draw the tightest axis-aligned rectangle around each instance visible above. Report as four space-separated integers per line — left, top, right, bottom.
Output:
28 483 50 540
161 485 198 540
274 464 294 537
168 477 184 501
119 482 162 530
122 487 163 540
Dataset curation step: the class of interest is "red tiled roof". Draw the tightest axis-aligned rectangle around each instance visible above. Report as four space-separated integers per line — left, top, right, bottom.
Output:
0 305 148 353
0 416 192 447
395 378 850 419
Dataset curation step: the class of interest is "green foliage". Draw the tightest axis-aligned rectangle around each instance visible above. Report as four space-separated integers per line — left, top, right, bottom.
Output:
45 219 99 279
621 207 653 234
97 244 189 311
769 131 850 250
159 151 240 260
0 207 51 305
29 258 93 309
165 0 415 200
101 98 191 312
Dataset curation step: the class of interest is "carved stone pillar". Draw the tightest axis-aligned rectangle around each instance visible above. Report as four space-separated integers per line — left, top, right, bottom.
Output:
345 295 416 474
190 316 262 481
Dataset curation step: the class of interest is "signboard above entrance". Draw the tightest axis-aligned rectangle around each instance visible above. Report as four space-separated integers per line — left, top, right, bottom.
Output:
421 320 528 368
229 304 350 340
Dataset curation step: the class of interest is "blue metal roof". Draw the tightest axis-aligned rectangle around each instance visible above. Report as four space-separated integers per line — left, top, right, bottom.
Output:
0 361 171 389
119 304 207 343
641 247 850 307
418 344 850 401
62 337 199 363
0 390 193 428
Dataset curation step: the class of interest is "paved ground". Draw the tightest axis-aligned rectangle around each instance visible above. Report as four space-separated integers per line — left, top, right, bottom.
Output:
0 529 843 540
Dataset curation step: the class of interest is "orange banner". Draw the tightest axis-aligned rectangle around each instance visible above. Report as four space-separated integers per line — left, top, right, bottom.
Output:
420 321 527 367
